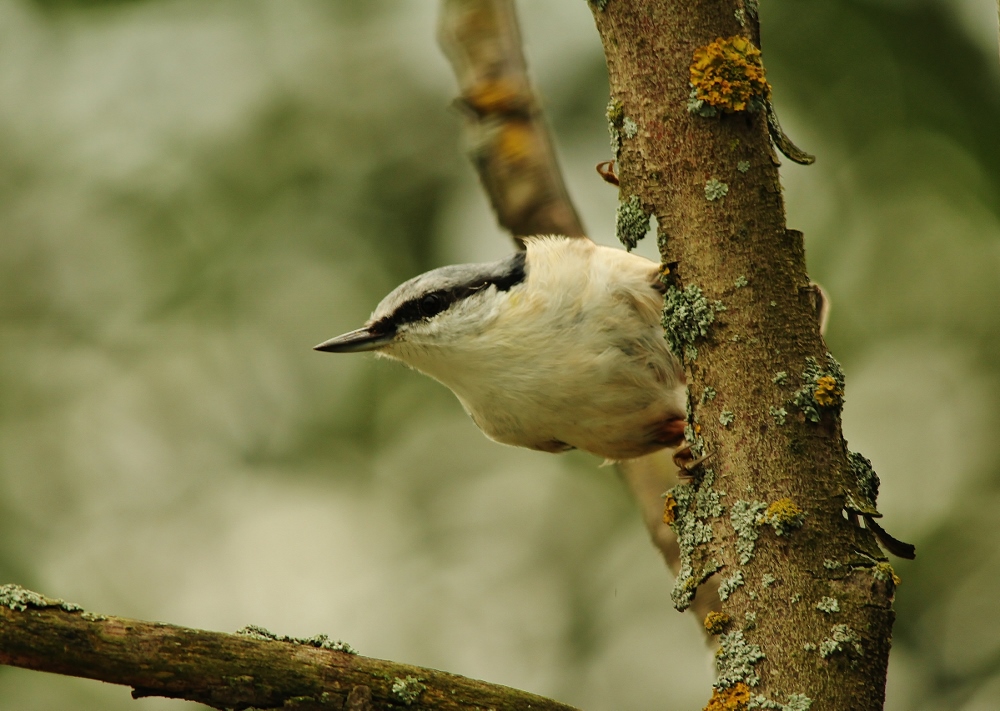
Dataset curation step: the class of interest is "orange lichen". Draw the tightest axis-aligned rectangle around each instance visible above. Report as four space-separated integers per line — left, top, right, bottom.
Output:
497 121 534 164
464 78 529 115
704 611 731 635
875 561 902 586
761 497 805 536
663 493 678 525
689 36 770 114
813 375 841 407
704 683 752 711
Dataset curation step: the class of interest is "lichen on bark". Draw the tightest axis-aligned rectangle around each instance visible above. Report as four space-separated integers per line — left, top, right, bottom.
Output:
589 2 898 708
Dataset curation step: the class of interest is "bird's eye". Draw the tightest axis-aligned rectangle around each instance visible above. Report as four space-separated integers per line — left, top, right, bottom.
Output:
418 293 448 318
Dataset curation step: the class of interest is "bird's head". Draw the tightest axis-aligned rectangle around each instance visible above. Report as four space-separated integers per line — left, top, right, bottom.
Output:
314 251 527 362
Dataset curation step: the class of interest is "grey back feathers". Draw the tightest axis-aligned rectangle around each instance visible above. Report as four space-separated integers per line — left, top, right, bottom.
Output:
369 251 526 334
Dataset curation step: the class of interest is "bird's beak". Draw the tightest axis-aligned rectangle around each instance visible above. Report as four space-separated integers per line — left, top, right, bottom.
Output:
313 327 395 353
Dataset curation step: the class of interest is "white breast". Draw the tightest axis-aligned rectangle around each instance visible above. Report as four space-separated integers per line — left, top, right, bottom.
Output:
388 237 687 461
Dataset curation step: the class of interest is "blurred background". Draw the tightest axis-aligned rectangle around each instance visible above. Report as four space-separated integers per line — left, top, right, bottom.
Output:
0 0 998 708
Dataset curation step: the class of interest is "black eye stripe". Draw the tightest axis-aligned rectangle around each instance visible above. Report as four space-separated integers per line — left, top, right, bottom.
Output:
375 252 526 331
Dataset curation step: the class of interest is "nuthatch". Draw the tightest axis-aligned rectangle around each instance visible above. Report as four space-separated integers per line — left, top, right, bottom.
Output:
316 235 916 558
315 236 687 461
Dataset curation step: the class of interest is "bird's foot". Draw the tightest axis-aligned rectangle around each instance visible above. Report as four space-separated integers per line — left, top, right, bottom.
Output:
672 442 714 478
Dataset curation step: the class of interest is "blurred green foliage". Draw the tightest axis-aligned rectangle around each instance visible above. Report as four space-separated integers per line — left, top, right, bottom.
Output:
0 1 998 710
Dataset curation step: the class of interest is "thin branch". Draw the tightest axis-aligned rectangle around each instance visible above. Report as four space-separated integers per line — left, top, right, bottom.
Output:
0 586 579 711
438 0 586 242
616 451 721 624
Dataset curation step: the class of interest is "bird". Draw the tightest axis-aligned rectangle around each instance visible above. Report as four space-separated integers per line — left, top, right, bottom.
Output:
315 235 916 559
314 236 688 462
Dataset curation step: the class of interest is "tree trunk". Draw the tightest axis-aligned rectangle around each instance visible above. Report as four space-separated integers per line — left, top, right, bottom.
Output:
588 2 897 709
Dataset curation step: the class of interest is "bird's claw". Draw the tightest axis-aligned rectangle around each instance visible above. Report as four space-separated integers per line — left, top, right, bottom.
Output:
596 160 620 186
672 442 714 477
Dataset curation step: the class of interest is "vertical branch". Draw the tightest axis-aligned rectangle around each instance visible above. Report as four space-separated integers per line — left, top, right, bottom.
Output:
590 2 897 710
438 0 586 241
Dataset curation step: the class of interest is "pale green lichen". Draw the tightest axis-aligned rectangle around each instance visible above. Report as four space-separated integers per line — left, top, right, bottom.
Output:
701 386 718 404
769 406 787 425
683 396 705 457
606 97 623 152
790 593 801 604
621 116 638 138
744 611 758 630
661 284 723 362
816 597 840 614
823 559 842 570
718 571 745 601
735 275 748 287
819 624 863 659
731 499 768 564
772 371 788 384
783 694 814 711
0 584 82 613
616 195 651 251
737 160 751 173
687 93 718 117
761 573 777 588
749 695 813 711
666 468 726 611
734 8 746 26
705 178 729 201
848 451 880 511
791 354 846 422
715 630 766 688
696 469 727 518
746 0 759 17
235 624 358 654
720 410 735 427
392 676 426 705
684 422 705 458
803 642 816 652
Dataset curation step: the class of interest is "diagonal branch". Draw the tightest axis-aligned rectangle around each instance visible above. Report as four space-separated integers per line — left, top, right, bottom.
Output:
438 0 586 242
0 585 579 711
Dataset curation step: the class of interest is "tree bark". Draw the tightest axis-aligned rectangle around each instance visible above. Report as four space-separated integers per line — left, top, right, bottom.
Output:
0 586 579 711
589 2 897 709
